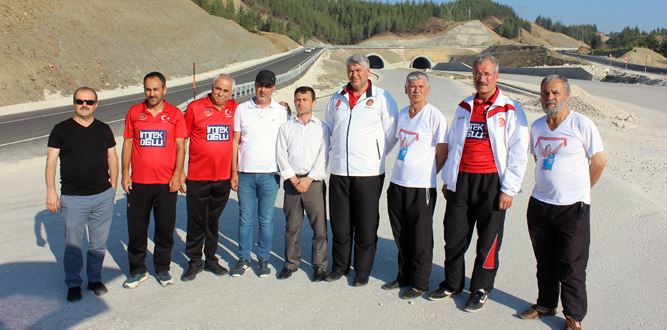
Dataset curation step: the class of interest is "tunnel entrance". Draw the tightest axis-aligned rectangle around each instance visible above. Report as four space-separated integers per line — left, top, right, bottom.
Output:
367 55 385 69
411 57 432 69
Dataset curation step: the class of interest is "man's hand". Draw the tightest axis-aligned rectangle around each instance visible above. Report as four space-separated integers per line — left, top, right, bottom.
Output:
231 172 239 191
46 190 60 213
441 185 448 199
168 172 182 192
178 172 186 193
295 177 313 193
498 192 513 210
121 174 132 194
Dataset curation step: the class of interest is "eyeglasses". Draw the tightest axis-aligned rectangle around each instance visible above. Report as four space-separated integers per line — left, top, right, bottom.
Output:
74 99 96 106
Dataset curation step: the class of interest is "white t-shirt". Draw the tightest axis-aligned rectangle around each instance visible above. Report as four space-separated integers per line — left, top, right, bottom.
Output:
530 110 604 205
390 103 448 188
234 98 289 173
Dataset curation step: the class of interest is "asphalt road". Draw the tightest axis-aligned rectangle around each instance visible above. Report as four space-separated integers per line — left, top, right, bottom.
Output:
0 48 321 149
559 50 667 75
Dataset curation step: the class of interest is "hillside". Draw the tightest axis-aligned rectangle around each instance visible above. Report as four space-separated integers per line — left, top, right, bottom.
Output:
520 23 587 48
622 47 667 68
0 0 288 106
450 45 583 67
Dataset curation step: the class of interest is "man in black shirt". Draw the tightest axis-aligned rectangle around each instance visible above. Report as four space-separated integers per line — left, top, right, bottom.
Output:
45 87 118 302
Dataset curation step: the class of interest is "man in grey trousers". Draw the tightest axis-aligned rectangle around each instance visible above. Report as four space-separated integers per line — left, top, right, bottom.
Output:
46 86 118 302
276 86 328 281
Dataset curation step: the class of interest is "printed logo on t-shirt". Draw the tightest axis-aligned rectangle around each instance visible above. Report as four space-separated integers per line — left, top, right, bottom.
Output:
206 125 230 141
466 121 488 140
397 129 419 161
139 130 167 147
366 99 374 106
204 108 213 117
535 136 567 170
160 114 170 122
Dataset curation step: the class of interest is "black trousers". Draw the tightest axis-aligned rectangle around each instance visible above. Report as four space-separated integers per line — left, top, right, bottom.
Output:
440 172 506 293
127 183 177 274
387 183 436 291
185 179 231 263
527 197 590 322
329 174 384 278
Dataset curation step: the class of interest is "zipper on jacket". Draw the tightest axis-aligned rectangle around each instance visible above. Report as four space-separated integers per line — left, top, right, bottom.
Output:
345 107 352 176
375 139 381 160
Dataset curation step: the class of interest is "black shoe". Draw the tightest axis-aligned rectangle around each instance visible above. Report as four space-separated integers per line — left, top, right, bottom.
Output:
66 287 82 302
325 269 346 282
401 287 425 300
427 286 461 301
257 258 271 278
353 275 369 287
312 268 327 282
464 289 488 312
277 267 295 279
230 259 250 277
381 280 400 290
86 282 108 296
181 261 203 281
204 261 228 276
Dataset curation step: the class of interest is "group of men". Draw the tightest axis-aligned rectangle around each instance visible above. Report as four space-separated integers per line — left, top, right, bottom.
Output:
45 53 605 329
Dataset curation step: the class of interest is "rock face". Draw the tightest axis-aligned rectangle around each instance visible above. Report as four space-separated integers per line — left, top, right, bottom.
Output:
0 0 284 106
359 20 510 47
450 45 582 67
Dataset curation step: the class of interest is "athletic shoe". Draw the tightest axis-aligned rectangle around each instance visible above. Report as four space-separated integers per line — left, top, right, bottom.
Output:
381 280 400 290
257 258 271 278
427 286 461 300
156 270 174 287
87 282 108 296
181 261 203 281
204 261 228 276
325 269 346 282
66 287 82 302
464 289 488 312
123 272 148 289
401 287 425 300
518 305 557 320
230 259 250 277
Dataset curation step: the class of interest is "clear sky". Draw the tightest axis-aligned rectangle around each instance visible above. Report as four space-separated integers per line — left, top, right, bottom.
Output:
386 0 666 34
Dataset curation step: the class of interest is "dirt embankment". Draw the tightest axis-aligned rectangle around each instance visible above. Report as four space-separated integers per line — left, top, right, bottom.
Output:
0 0 294 107
450 45 583 67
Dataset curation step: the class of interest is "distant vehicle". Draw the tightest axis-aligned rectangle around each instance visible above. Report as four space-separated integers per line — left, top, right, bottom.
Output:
305 48 312 53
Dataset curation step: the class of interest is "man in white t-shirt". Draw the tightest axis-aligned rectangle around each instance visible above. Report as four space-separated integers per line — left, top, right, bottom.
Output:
519 75 606 330
230 70 289 277
382 72 447 299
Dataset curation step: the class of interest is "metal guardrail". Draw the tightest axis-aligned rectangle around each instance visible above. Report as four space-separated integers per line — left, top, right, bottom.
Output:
178 48 324 111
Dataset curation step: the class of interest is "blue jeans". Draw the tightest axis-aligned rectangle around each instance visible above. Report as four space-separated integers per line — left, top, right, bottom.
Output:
60 187 115 288
237 172 279 260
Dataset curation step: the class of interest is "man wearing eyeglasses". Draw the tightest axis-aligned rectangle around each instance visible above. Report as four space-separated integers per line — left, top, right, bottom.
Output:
46 87 118 302
121 72 187 289
429 54 529 312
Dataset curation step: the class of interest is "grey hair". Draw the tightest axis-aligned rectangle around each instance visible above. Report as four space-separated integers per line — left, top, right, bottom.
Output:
346 54 370 69
212 73 235 90
405 71 430 87
541 74 571 96
473 54 500 73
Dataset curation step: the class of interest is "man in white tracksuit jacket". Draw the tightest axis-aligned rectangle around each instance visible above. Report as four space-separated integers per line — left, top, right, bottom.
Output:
324 54 398 286
428 54 529 312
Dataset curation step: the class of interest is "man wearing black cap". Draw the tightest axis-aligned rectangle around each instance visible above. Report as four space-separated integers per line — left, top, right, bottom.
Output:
229 70 290 277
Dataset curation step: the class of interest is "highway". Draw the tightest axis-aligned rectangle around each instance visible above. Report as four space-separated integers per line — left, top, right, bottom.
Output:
0 48 321 150
559 50 667 75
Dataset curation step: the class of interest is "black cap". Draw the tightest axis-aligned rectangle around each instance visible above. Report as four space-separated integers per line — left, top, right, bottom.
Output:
255 69 276 87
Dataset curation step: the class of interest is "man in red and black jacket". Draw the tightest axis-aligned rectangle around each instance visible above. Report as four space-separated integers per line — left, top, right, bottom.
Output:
180 74 238 281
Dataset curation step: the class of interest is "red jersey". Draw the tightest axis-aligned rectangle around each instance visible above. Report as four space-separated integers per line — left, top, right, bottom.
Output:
184 96 237 181
344 80 370 109
459 88 499 173
123 101 187 184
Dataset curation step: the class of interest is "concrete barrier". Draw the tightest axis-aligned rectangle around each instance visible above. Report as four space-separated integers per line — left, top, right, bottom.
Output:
433 62 593 80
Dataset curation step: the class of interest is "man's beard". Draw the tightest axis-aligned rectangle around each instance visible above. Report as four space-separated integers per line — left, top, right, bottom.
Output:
542 101 566 117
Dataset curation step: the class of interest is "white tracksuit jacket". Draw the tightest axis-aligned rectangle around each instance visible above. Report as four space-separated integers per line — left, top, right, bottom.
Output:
441 89 529 196
326 81 398 176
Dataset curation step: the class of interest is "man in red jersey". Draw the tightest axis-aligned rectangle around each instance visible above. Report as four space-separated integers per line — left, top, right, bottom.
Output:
121 71 187 289
180 74 237 281
428 55 529 312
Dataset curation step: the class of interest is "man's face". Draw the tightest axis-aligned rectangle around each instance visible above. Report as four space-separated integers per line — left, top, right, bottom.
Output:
347 63 370 91
73 89 97 120
540 79 569 117
472 59 499 97
405 78 430 105
144 77 166 108
210 77 233 107
255 83 275 104
294 91 315 116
